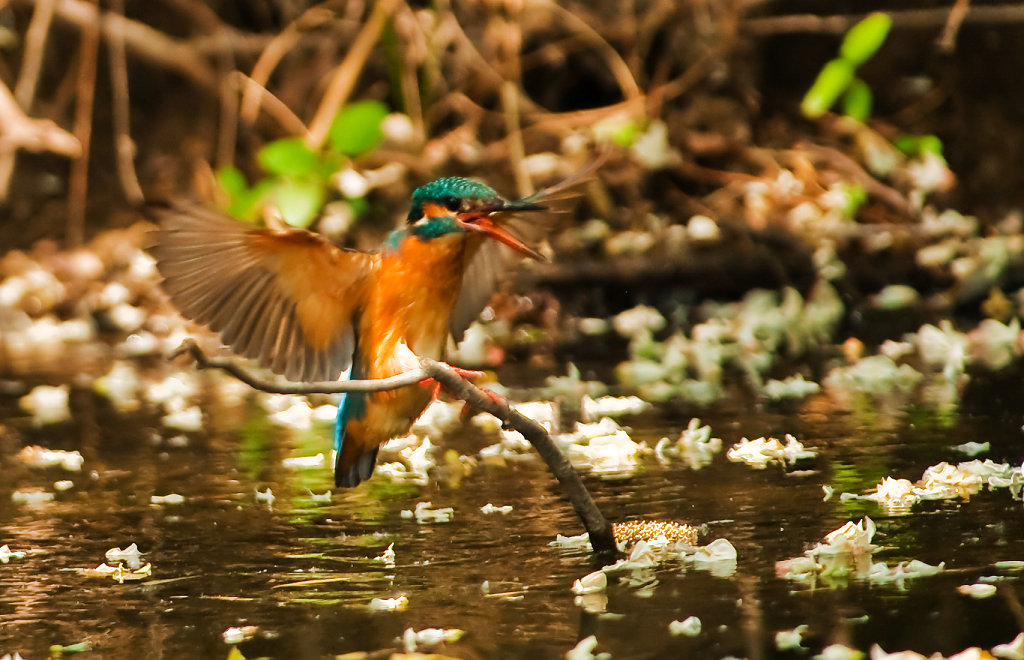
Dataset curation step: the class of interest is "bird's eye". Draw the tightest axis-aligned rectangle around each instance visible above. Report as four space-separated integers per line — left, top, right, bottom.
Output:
442 196 462 212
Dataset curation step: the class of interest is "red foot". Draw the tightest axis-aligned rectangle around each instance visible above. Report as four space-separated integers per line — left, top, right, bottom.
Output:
419 367 485 400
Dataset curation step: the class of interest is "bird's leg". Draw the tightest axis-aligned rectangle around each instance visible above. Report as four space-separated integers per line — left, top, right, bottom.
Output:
419 367 484 400
417 365 508 422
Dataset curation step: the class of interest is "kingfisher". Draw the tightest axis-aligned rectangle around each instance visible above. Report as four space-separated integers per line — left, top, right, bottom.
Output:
152 176 551 487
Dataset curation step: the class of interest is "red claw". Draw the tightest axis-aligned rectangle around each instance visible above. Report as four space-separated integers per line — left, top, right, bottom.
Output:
419 367 486 401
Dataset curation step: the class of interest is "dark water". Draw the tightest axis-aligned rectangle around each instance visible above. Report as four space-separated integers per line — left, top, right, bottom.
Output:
1 370 1024 660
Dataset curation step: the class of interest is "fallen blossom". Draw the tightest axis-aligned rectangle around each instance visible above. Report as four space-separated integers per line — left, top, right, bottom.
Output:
668 616 701 637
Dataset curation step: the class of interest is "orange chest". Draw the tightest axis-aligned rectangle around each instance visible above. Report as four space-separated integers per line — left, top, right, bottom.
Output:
360 234 466 374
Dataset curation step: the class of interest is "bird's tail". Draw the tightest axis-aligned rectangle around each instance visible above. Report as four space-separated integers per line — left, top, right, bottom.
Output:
333 371 378 487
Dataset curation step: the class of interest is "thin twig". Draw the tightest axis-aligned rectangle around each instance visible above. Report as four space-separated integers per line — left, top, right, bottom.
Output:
420 357 617 557
0 82 80 156
233 72 309 136
170 338 619 558
744 4 1024 36
537 0 642 103
170 339 426 394
306 0 401 150
240 6 334 126
11 0 220 91
14 0 56 109
67 0 100 246
107 0 144 205
0 0 58 200
937 0 971 52
0 81 80 202
498 8 531 198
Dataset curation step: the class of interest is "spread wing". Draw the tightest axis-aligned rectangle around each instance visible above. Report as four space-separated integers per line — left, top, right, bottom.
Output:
450 221 540 342
449 162 600 342
150 203 378 382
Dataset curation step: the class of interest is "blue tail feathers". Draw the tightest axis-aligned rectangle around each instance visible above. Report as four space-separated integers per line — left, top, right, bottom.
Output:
333 370 376 487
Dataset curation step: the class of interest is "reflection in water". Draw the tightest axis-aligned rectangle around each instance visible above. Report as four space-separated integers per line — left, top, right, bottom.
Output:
0 381 1023 659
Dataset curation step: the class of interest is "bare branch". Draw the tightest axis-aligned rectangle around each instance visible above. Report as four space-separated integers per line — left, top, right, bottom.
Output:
0 80 81 158
169 338 619 559
107 0 144 205
744 4 1024 36
306 0 401 149
67 0 100 247
240 6 334 127
170 339 427 394
10 0 221 90
420 356 617 557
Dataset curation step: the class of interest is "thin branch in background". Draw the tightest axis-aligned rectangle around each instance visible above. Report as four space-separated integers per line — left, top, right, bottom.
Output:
67 0 100 246
421 356 618 558
170 339 427 394
743 4 1024 36
937 0 971 52
392 3 426 145
107 0 144 205
14 0 55 108
233 72 308 136
503 81 531 197
306 0 402 150
10 0 220 91
0 0 57 201
171 339 619 558
240 6 334 127
540 0 643 103
498 6 531 197
0 81 81 157
215 50 238 169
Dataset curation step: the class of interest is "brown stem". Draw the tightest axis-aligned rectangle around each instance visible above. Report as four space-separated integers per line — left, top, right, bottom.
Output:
420 357 617 558
937 0 971 52
744 5 1024 36
170 339 426 394
306 0 402 150
10 0 220 90
107 0 144 205
67 0 100 247
240 6 334 127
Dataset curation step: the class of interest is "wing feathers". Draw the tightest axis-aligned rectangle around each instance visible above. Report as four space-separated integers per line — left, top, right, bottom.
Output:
151 203 377 382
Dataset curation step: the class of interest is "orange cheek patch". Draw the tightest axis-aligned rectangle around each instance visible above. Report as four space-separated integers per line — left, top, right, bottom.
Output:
420 202 448 219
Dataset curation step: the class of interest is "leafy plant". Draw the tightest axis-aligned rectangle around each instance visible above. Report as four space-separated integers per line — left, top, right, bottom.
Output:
801 12 891 121
801 13 946 164
216 100 389 228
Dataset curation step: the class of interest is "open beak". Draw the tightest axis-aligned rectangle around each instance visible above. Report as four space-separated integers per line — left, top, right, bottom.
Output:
458 199 545 260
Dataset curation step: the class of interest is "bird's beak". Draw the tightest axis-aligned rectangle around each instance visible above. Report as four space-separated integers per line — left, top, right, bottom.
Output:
458 199 545 260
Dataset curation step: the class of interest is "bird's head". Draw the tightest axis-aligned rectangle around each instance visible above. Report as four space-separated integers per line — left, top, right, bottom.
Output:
405 177 545 259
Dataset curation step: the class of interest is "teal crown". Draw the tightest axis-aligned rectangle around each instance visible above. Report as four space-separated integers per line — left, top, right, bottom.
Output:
407 177 500 221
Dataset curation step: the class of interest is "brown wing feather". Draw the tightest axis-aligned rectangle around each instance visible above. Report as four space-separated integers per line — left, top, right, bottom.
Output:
450 237 514 342
150 203 378 382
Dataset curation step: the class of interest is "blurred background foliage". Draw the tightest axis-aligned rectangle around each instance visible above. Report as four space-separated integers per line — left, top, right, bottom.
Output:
1 0 1022 251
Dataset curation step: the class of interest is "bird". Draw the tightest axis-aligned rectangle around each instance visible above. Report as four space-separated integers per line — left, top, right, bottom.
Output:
151 175 559 488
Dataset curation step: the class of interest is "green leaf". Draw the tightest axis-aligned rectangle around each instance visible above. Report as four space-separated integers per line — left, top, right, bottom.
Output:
893 134 920 156
258 138 320 176
327 100 389 156
272 178 325 228
801 58 855 119
918 134 945 160
842 77 873 121
216 165 249 197
346 195 369 219
841 184 868 218
840 12 892 66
